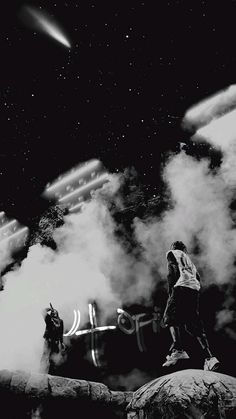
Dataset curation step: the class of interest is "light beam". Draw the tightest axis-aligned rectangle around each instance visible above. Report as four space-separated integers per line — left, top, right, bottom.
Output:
0 227 29 246
58 173 109 203
69 202 84 213
45 160 101 194
0 220 17 235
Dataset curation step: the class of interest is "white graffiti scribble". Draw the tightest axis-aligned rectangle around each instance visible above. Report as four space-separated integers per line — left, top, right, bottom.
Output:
65 304 161 366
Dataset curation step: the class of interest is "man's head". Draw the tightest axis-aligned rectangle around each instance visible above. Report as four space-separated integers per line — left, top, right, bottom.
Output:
170 241 188 253
50 309 59 318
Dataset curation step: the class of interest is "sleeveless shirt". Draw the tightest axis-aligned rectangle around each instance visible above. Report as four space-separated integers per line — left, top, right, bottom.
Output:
167 249 200 291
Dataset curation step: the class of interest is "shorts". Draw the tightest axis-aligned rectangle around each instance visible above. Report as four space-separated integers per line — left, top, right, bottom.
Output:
163 286 203 334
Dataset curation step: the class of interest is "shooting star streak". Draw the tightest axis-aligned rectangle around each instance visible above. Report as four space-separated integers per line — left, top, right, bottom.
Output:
58 173 109 203
46 160 101 193
22 6 71 49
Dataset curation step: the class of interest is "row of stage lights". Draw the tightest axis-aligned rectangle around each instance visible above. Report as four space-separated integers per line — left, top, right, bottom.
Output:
0 159 109 250
44 159 109 212
0 212 28 250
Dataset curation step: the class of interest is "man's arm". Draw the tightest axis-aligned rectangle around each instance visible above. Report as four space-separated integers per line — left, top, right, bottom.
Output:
166 251 180 295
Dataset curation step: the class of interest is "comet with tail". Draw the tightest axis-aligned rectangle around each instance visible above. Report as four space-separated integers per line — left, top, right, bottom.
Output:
21 6 71 49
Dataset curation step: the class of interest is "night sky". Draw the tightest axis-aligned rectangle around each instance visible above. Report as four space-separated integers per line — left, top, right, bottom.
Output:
1 0 236 225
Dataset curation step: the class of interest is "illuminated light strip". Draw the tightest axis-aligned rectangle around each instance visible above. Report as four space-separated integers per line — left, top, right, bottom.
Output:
196 108 236 148
69 202 84 212
185 85 236 124
89 303 99 367
76 304 116 369
89 303 96 328
0 220 17 233
46 160 101 193
63 310 81 337
75 326 116 336
0 227 28 245
58 173 109 203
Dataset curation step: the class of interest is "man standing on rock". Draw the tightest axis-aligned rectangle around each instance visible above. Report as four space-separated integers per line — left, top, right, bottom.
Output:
162 241 220 371
40 304 65 373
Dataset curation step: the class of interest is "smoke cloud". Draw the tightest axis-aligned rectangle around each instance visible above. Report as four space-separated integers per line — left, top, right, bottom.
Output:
135 85 236 281
0 198 118 372
134 85 236 338
0 184 156 373
134 151 236 285
1 85 236 374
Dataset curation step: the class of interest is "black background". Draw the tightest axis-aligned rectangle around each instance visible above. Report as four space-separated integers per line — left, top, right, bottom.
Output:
1 1 235 223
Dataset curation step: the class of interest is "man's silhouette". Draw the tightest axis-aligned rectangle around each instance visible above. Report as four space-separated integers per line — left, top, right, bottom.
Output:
162 241 219 371
41 305 65 373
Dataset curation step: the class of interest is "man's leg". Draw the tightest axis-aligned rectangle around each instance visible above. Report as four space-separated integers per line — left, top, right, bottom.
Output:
47 340 60 374
169 325 183 352
40 340 51 373
162 325 189 367
163 287 191 366
196 333 213 358
186 320 220 371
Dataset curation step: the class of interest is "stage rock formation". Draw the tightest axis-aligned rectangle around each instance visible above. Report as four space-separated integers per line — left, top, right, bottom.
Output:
0 369 132 404
0 369 133 418
127 369 236 419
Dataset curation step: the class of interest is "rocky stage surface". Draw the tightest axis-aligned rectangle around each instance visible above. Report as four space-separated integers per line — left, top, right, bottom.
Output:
127 369 236 419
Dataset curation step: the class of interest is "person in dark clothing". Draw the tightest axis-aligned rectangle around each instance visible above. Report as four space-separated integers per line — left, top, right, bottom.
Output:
162 241 220 371
41 305 65 373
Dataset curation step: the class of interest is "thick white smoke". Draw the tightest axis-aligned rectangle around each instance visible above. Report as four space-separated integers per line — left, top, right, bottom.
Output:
0 184 156 373
0 199 117 371
134 85 236 338
135 85 236 284
134 151 236 285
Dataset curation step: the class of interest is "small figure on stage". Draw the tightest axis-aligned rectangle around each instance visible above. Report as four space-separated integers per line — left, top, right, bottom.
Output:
162 241 220 371
40 303 65 373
